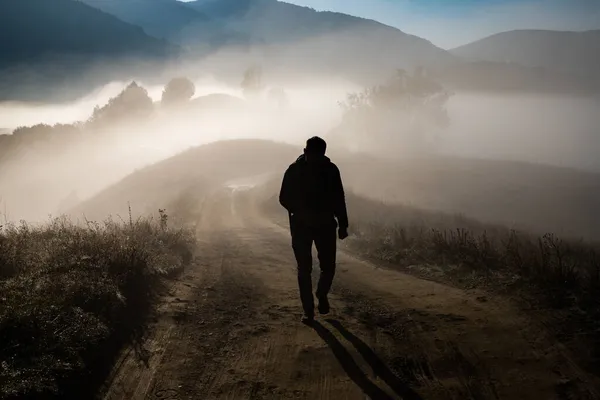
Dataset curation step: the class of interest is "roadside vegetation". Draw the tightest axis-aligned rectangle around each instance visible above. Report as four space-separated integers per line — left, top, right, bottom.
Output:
0 210 195 399
344 195 600 305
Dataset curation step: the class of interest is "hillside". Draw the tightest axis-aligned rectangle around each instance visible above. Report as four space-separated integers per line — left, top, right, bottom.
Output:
0 0 175 66
80 0 210 40
434 60 599 94
70 140 300 220
80 0 248 51
72 139 600 241
0 0 178 101
451 29 600 82
184 1 599 92
1 1 597 99
185 0 456 83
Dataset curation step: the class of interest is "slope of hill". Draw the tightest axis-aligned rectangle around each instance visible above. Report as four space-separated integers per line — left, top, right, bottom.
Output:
80 0 251 52
71 139 300 220
0 0 178 101
435 60 599 94
186 0 457 83
80 0 209 40
0 0 175 66
73 139 600 241
186 1 596 93
451 29 600 81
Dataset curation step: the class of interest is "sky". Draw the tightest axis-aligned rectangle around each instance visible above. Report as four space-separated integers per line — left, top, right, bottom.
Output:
279 0 600 48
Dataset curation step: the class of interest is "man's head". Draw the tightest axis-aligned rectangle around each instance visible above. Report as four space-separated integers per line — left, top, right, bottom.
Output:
304 136 327 162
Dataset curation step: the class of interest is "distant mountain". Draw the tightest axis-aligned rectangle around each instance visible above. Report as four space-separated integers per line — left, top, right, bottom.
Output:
80 0 251 52
83 0 456 83
435 60 599 94
0 0 175 66
184 1 598 92
451 30 600 82
2 0 596 101
185 0 456 83
80 0 209 40
0 0 178 101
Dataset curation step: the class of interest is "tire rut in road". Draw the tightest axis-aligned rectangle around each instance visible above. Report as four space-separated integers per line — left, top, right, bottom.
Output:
147 230 269 400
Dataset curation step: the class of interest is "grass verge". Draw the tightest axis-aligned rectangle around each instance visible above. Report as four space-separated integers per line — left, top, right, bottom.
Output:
0 211 195 399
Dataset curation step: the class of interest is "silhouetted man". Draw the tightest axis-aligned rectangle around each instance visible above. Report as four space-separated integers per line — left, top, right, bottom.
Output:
279 136 349 324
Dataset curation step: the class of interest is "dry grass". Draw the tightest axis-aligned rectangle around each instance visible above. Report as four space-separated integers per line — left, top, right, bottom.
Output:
0 211 195 399
262 190 600 306
343 195 600 309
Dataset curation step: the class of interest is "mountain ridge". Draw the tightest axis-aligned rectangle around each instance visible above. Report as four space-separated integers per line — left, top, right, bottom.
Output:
0 0 179 101
451 29 600 81
1 0 598 100
185 0 456 84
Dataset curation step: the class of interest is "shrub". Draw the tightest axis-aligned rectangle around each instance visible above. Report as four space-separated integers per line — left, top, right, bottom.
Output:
0 212 195 399
87 81 154 129
161 77 195 105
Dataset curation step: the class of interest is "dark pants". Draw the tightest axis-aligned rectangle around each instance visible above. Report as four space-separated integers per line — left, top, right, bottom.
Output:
290 216 337 317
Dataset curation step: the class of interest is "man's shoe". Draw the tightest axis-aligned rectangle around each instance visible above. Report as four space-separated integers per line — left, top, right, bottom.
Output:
317 296 330 315
301 314 315 325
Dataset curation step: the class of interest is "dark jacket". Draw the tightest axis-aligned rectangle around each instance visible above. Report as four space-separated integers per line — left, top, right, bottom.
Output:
279 154 348 229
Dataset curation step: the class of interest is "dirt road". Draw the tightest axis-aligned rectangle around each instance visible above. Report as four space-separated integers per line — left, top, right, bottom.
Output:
103 185 599 400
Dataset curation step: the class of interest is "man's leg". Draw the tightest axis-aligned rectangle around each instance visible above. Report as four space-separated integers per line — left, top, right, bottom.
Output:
314 225 337 314
291 222 315 319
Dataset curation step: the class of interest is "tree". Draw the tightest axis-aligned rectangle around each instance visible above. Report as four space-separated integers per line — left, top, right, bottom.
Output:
267 87 289 110
338 67 452 153
161 77 195 106
241 65 264 98
87 81 154 128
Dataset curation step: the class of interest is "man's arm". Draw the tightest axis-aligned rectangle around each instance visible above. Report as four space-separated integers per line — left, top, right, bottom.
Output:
279 166 295 213
331 164 349 231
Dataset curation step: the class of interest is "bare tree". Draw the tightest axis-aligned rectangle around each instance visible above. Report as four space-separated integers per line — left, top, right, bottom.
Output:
338 67 452 153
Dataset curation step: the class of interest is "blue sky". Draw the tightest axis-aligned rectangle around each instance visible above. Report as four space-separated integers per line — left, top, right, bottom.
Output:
281 0 600 48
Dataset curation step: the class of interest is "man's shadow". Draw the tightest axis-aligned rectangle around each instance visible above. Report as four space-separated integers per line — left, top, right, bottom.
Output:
310 319 423 400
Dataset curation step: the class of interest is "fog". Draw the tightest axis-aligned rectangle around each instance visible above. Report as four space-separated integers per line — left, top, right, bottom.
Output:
2 82 599 172
1 71 599 240
442 93 600 172
0 75 356 222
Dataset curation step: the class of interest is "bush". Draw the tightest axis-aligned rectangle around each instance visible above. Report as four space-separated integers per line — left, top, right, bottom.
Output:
0 212 195 399
161 77 195 105
87 82 154 129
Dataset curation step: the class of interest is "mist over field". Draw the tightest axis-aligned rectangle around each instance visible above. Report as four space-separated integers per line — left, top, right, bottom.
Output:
3 87 600 167
443 93 600 171
1 79 599 226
